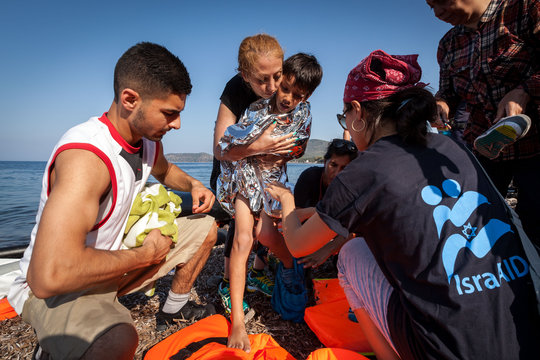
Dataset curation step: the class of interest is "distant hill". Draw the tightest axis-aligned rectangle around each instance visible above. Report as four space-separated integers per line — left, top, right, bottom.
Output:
291 138 329 163
165 138 330 163
165 152 213 163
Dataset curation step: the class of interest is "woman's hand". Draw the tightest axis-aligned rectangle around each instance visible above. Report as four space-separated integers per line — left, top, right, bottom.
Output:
298 244 333 269
248 122 296 156
265 182 293 202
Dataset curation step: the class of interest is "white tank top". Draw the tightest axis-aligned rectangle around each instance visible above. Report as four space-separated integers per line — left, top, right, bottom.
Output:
8 113 158 313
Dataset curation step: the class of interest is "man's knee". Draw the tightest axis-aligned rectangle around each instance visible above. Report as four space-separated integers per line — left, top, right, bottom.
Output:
81 323 138 360
203 221 218 248
338 237 365 265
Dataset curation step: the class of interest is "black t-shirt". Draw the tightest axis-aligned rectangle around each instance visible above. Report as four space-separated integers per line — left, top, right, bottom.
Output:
293 166 325 208
210 74 259 191
317 134 540 359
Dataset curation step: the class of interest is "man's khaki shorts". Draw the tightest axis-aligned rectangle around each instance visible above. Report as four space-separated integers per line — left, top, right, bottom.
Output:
22 214 215 359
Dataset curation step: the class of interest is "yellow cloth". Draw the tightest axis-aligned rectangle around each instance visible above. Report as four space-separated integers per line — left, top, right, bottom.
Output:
122 184 182 249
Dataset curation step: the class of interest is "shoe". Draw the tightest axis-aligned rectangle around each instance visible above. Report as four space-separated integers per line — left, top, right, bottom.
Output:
267 254 281 274
32 344 49 360
156 300 216 331
247 269 274 296
218 280 249 314
473 114 531 159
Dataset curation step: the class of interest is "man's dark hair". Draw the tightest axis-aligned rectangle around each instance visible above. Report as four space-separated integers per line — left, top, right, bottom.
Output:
113 42 192 102
324 138 358 162
282 53 323 97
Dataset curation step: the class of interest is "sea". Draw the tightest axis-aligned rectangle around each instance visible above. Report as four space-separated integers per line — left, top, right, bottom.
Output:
0 161 317 250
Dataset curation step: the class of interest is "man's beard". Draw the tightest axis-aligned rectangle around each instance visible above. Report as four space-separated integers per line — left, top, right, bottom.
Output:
132 108 165 142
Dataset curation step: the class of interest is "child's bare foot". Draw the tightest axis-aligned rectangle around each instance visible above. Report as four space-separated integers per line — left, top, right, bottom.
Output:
228 324 251 353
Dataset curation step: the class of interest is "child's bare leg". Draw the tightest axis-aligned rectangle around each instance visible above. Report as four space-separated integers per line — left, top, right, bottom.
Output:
224 257 230 279
228 195 253 352
257 212 293 268
253 251 266 270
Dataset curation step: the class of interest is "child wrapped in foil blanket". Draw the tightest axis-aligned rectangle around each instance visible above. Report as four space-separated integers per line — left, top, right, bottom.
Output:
217 96 311 217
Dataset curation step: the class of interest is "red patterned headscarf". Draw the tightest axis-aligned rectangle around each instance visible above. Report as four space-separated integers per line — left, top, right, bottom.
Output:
343 50 426 103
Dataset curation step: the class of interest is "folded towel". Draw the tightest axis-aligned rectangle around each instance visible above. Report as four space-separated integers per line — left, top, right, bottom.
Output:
123 184 182 249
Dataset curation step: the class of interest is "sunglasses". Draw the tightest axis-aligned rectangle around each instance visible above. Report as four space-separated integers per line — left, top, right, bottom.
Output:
336 103 352 130
330 138 357 152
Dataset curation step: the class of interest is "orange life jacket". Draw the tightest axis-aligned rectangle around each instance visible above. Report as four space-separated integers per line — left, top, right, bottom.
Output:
306 348 370 360
304 279 372 354
144 314 295 360
0 297 17 320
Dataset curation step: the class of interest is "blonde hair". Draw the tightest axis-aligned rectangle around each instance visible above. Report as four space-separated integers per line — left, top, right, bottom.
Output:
237 34 284 75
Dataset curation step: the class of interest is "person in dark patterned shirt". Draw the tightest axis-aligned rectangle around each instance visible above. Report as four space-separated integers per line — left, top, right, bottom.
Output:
428 0 540 245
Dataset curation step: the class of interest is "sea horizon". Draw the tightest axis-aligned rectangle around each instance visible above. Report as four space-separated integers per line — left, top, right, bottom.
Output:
0 161 317 249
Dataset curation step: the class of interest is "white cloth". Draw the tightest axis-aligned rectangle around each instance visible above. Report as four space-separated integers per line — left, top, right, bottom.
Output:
0 259 21 298
122 183 182 249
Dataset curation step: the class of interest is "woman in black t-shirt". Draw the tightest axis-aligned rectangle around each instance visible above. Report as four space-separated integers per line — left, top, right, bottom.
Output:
211 34 298 352
294 138 358 269
266 50 540 360
211 34 296 190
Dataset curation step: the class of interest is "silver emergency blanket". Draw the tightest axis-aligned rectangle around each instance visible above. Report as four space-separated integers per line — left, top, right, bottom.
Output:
217 97 311 217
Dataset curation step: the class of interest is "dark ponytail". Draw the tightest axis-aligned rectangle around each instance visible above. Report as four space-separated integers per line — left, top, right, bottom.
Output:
390 87 437 146
361 87 437 147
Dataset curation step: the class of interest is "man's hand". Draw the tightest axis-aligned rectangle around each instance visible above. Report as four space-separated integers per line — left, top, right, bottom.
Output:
494 88 530 123
191 185 215 213
435 99 450 128
141 229 172 265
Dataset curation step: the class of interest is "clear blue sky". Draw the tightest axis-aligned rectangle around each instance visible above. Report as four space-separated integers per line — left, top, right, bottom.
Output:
0 0 451 161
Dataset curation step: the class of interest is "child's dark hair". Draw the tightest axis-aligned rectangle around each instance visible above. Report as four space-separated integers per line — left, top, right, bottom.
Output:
114 42 192 102
282 53 323 97
324 139 358 162
360 86 437 147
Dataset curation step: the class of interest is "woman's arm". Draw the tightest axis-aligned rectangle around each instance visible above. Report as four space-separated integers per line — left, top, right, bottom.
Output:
266 183 336 257
213 102 296 162
295 207 316 222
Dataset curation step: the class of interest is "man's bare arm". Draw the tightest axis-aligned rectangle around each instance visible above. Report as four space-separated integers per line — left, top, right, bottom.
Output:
27 149 171 299
152 144 215 213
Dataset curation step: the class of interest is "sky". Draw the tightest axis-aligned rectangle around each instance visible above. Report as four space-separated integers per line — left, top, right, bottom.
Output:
0 0 452 161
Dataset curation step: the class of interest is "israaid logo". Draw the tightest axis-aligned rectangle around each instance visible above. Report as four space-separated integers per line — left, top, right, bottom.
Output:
421 179 515 287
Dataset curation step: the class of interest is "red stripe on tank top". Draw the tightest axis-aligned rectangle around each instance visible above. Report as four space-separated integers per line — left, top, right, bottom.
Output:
98 113 141 154
47 143 118 231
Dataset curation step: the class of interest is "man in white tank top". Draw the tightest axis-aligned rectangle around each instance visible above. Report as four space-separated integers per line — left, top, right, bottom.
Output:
8 42 218 360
